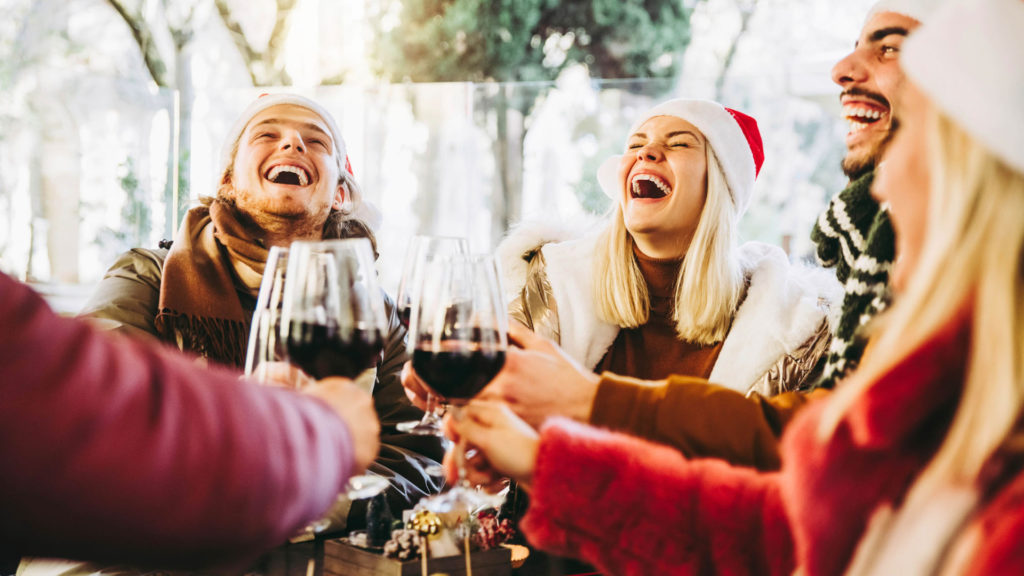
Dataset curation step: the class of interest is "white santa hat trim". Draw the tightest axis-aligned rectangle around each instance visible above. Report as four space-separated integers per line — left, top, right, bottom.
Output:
597 99 764 217
218 92 382 231
865 0 944 25
901 0 1024 175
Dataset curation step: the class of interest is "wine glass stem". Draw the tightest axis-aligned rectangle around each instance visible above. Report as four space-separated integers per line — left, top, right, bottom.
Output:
451 405 472 489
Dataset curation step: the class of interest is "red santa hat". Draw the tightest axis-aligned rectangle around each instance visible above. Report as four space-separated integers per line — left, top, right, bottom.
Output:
597 99 764 216
901 0 1024 174
219 92 382 231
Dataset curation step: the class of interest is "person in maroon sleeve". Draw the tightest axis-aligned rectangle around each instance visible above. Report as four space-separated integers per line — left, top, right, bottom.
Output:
0 270 378 571
444 0 1024 574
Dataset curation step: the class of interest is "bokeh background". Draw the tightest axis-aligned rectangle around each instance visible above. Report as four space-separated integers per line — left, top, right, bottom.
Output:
0 0 874 311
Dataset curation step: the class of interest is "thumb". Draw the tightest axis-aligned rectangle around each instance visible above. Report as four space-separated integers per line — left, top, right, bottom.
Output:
508 321 553 352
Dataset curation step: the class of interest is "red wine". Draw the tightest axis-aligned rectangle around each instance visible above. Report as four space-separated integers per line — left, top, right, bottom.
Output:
411 344 506 403
287 322 384 380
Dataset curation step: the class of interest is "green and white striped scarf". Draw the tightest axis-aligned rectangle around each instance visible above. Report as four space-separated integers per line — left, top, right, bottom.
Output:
811 170 894 388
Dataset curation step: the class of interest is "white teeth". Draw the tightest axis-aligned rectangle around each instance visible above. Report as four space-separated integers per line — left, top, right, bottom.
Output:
267 165 309 186
631 174 672 196
843 106 886 121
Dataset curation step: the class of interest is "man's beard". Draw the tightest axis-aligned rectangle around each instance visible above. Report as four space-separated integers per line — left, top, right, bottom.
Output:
842 149 877 180
838 87 896 180
841 116 900 180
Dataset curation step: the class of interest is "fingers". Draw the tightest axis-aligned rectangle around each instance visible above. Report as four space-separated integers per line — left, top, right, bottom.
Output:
252 362 310 389
400 362 431 411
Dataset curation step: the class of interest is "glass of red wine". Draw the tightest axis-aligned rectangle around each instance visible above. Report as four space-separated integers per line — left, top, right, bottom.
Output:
282 238 387 386
395 235 469 436
280 238 390 507
408 253 508 513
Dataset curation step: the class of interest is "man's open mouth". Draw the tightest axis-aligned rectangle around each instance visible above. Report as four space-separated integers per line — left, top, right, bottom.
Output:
844 105 888 134
265 165 310 186
630 174 671 199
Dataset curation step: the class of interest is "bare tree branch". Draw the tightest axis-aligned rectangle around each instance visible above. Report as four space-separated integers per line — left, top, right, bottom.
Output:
715 0 759 100
266 0 298 77
214 0 294 85
106 0 170 87
213 0 263 84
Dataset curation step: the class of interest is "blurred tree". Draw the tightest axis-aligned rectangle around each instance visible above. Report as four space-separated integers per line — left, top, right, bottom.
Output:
370 0 702 242
715 0 760 100
95 157 151 257
105 0 299 230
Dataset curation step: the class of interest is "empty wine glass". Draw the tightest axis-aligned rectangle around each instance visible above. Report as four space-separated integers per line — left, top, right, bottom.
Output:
244 246 300 385
408 254 508 513
395 235 469 436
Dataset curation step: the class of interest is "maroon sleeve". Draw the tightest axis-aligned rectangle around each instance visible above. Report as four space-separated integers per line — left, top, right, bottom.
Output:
521 419 795 576
0 272 355 569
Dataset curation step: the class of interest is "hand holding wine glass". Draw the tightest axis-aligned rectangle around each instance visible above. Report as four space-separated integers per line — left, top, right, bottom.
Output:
395 235 469 435
408 253 508 512
442 400 539 489
302 376 381 473
280 238 391 502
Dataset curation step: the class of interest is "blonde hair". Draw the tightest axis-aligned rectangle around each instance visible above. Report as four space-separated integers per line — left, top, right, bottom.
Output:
820 111 1024 489
593 146 744 346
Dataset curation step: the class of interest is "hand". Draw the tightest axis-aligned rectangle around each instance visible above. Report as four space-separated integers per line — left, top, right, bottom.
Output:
250 361 314 389
477 322 600 428
303 377 380 472
444 400 539 488
400 361 432 411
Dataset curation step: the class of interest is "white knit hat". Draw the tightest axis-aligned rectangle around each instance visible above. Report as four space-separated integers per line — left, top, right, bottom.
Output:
219 92 382 231
597 99 764 216
901 0 1024 174
865 0 944 24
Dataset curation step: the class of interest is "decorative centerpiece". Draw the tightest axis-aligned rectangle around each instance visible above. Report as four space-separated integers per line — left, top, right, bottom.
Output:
327 502 523 576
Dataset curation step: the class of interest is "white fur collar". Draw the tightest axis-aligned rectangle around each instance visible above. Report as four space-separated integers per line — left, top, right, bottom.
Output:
708 243 842 391
499 222 842 392
497 216 602 304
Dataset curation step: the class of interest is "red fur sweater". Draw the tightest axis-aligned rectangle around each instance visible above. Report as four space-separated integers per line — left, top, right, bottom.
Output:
520 314 1024 575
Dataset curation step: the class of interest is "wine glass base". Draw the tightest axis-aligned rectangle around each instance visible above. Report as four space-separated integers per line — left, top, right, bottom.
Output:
395 419 444 436
420 485 504 515
344 474 390 500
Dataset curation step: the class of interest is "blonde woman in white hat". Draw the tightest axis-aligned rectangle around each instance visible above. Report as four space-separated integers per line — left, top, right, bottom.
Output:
441 0 1024 574
496 99 840 397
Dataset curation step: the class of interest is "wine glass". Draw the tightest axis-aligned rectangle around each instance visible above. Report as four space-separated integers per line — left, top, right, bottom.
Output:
279 238 391 512
244 246 298 385
395 235 469 436
282 238 387 391
408 253 508 513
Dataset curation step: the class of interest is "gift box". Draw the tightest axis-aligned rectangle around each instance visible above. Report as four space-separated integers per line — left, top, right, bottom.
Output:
322 538 512 576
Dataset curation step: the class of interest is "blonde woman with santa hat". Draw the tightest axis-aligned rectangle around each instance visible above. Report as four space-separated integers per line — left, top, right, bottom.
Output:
498 99 840 397
443 0 1024 574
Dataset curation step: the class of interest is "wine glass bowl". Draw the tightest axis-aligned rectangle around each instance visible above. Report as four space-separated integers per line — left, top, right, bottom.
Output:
282 238 388 386
244 246 291 383
395 235 470 436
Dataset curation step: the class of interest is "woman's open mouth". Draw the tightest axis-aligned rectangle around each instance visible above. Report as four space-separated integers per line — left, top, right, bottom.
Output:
631 174 671 199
